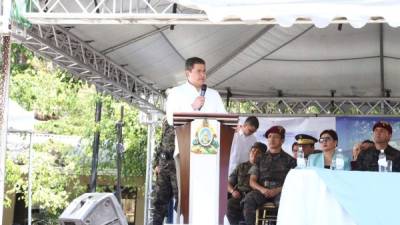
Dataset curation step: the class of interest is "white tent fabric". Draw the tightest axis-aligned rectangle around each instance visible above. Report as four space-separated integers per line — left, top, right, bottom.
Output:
71 23 400 98
7 99 35 132
171 0 400 28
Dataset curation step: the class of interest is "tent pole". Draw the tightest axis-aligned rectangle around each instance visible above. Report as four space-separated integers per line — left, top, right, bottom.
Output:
28 132 33 225
0 36 10 225
379 23 385 97
144 113 156 225
89 98 102 192
115 106 124 204
0 0 12 223
379 23 385 113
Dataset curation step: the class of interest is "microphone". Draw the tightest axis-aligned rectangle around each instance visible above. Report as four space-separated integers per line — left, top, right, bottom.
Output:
198 84 207 111
200 84 207 97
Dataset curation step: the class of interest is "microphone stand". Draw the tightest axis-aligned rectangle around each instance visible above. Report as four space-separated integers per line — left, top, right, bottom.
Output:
115 106 124 205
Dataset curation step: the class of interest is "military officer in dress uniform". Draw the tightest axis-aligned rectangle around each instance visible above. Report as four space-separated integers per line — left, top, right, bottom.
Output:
294 134 321 158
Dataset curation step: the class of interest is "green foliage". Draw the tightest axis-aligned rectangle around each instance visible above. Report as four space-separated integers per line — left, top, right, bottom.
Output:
10 44 148 178
34 88 93 135
7 44 149 220
73 95 148 179
11 43 34 72
304 105 321 114
4 157 23 207
32 141 86 215
5 140 85 218
121 109 148 177
10 56 82 120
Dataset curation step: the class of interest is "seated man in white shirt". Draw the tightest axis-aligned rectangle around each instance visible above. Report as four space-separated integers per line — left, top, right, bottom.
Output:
228 116 259 175
166 57 226 126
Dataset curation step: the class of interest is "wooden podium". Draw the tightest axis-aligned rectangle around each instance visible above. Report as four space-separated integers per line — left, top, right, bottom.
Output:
173 113 238 225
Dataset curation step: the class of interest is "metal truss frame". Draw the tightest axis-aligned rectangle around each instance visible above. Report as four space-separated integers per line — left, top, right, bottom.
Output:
226 97 400 116
12 23 165 114
24 0 206 24
20 0 387 25
7 24 400 118
7 0 400 118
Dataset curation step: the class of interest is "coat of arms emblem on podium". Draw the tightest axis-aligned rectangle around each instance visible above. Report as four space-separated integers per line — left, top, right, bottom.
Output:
191 119 220 154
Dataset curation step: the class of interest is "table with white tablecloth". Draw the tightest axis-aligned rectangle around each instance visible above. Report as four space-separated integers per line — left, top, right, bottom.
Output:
277 168 400 225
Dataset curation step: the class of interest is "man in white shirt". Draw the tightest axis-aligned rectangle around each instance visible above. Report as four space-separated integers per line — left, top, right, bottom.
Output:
228 116 259 175
160 57 226 224
166 57 226 126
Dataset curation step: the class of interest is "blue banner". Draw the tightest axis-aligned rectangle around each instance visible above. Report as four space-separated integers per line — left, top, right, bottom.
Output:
336 117 400 156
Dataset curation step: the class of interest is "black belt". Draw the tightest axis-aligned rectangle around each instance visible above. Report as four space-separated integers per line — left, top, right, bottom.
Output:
262 180 282 189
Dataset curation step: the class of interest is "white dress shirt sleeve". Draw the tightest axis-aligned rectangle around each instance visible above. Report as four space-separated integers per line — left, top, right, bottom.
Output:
214 91 227 113
166 86 194 125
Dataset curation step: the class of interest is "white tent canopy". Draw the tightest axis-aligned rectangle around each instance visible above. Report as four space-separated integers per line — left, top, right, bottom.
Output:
9 0 400 114
172 0 400 28
69 22 400 98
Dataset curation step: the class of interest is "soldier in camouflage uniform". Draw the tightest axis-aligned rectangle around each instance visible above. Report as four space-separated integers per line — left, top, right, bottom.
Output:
355 121 400 172
227 142 267 225
152 120 178 225
243 126 296 225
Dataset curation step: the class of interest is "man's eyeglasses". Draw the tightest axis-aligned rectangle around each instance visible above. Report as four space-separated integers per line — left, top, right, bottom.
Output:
319 137 333 143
